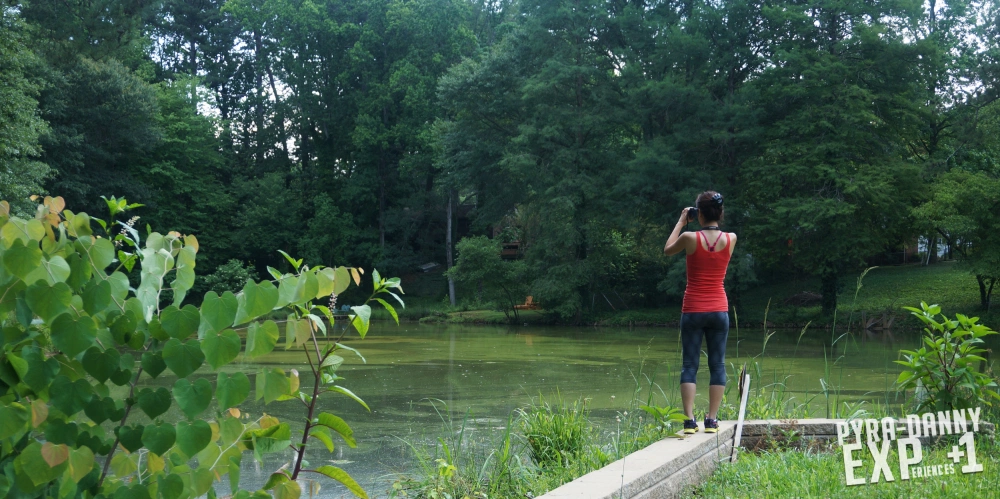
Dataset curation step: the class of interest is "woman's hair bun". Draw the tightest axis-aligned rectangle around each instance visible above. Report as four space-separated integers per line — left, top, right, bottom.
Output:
696 190 725 223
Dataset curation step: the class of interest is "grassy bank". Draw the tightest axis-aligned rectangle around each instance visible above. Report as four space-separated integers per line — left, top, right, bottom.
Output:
695 433 1000 498
386 262 997 328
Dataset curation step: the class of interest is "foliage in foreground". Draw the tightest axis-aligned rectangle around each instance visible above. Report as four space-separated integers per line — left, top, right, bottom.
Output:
896 302 999 413
0 196 402 498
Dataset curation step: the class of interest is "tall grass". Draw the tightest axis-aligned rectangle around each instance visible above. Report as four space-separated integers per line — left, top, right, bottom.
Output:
390 354 686 498
519 394 591 468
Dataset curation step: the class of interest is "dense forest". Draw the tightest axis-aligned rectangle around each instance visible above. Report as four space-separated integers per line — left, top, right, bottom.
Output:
2 0 999 318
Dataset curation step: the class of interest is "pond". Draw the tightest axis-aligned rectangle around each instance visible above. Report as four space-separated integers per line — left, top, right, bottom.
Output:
141 322 990 498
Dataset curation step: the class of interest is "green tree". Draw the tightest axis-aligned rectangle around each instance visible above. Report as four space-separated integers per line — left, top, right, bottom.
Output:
741 0 924 314
38 57 163 217
0 8 49 216
447 236 527 321
915 169 1000 310
139 81 236 273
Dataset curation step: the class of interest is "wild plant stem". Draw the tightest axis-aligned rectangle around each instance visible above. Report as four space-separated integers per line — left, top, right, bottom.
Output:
291 342 321 481
99 365 144 487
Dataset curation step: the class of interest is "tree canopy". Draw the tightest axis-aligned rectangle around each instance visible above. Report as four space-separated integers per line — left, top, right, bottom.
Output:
2 0 999 315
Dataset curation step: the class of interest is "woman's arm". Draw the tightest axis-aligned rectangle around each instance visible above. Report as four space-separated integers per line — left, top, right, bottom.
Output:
664 208 693 256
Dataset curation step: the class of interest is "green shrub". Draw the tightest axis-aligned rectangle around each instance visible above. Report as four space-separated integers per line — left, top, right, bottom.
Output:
200 258 260 294
895 302 999 412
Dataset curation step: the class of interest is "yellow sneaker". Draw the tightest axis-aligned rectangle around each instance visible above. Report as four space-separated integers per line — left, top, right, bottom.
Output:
704 418 720 433
683 419 699 434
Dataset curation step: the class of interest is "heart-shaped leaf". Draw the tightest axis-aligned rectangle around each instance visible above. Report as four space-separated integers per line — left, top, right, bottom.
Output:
74 236 115 273
22 346 59 393
333 266 351 295
18 441 66 487
199 291 238 336
77 429 112 455
110 310 138 346
246 320 279 359
233 280 279 325
44 419 78 446
84 397 122 424
136 387 172 420
49 376 93 416
275 275 299 309
68 446 94 483
219 417 244 447
176 420 212 457
117 424 145 453
30 399 47 427
0 402 28 440
316 267 336 297
110 367 133 386
1 218 43 246
162 339 204 378
216 372 250 411
66 253 91 292
149 316 169 341
113 482 152 499
82 346 120 383
22 255 71 285
158 473 185 499
173 378 213 420
81 279 112 315
203 329 241 369
24 281 72 323
228 456 241 494
3 239 42 280
51 313 98 358
161 305 200 340
191 467 214 496
285 318 311 350
141 423 176 456
141 351 167 378
256 368 291 404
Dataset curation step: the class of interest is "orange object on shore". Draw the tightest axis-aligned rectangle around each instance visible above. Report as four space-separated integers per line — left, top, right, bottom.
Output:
514 296 540 310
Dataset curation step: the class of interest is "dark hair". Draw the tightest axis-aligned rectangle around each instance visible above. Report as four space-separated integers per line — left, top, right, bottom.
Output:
696 191 724 223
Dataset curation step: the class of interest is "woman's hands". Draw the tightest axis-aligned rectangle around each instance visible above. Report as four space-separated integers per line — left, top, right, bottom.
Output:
665 208 692 256
677 207 692 227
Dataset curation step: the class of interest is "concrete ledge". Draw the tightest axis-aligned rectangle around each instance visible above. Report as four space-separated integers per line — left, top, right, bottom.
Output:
538 418 995 499
538 423 735 499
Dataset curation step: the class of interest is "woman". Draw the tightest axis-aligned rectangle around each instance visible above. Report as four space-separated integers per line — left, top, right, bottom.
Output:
663 191 736 434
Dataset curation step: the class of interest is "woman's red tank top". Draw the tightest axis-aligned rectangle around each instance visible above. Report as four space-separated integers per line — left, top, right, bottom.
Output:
682 231 732 313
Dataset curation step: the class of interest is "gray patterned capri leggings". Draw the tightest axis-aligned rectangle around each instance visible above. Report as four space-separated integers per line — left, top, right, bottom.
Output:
679 311 729 386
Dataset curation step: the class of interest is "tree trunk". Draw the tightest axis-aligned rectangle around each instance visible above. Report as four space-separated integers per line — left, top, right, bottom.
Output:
379 157 386 250
253 29 265 165
978 275 996 311
446 189 456 307
821 273 838 316
265 62 289 161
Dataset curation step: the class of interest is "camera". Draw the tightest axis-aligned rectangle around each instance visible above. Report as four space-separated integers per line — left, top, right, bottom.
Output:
687 207 699 221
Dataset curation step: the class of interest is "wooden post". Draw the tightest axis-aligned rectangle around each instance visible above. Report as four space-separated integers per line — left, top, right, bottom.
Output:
731 364 751 463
